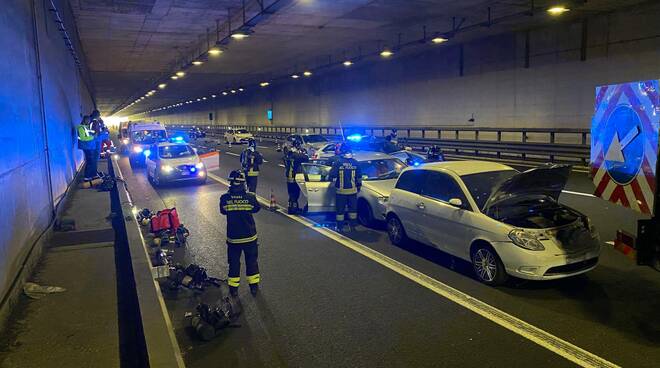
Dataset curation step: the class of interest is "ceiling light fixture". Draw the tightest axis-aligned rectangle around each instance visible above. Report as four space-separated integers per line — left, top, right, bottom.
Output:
202 97 207 100
431 36 449 44
231 32 249 40
343 60 353 67
547 6 570 15
303 71 312 77
222 91 228 96
291 74 300 79
380 49 394 58
171 75 179 80
196 98 201 101
260 82 270 87
238 87 244 92
212 94 217 98
231 89 237 94
208 48 222 55
176 71 186 77
192 60 203 66
158 83 167 89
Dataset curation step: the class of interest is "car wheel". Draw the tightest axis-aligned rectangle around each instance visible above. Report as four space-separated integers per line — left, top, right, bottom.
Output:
387 215 408 246
470 244 508 286
358 200 375 228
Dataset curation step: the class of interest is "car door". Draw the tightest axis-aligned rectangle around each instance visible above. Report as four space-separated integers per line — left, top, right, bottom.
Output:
417 171 470 255
296 163 335 212
389 169 427 240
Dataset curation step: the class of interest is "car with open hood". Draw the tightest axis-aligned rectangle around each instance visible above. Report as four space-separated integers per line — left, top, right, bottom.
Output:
145 142 207 186
385 161 600 285
296 151 407 227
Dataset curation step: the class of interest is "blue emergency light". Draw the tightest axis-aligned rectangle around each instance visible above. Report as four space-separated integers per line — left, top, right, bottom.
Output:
346 134 363 142
143 149 151 157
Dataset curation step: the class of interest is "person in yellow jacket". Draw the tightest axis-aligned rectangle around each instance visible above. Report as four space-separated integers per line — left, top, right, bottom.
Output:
240 139 263 193
77 115 98 180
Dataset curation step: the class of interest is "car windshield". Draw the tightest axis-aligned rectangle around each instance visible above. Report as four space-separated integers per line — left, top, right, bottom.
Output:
303 135 327 143
132 129 166 144
235 129 248 134
358 158 406 180
460 170 519 209
159 145 194 159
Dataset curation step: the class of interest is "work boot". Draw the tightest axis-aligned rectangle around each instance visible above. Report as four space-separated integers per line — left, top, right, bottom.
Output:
229 286 238 297
250 284 259 296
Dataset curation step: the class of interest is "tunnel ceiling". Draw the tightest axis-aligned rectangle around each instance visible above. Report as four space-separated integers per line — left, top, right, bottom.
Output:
69 0 649 116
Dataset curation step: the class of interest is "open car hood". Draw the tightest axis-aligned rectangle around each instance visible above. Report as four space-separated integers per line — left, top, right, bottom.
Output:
483 165 571 211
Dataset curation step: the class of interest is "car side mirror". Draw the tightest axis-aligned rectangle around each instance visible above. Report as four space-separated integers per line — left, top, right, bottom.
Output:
448 198 463 208
362 175 368 180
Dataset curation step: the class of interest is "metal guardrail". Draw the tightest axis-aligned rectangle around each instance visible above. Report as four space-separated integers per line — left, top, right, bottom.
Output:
172 124 590 166
109 159 186 368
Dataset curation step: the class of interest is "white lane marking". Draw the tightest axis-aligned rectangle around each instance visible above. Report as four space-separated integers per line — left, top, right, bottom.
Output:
206 172 620 368
561 190 596 198
225 152 240 157
257 146 270 149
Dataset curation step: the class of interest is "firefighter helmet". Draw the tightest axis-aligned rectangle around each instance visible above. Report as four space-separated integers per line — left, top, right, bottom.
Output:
227 170 246 186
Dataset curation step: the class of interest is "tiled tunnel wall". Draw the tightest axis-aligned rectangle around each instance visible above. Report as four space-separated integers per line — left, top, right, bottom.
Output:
145 3 660 129
0 0 94 302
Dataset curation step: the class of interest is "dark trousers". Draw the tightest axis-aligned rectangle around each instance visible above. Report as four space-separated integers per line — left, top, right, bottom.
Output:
336 193 357 222
227 241 260 291
83 149 99 178
246 175 258 193
287 182 300 208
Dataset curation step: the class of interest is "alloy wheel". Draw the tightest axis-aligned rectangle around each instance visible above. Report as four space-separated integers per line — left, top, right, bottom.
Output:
473 248 497 282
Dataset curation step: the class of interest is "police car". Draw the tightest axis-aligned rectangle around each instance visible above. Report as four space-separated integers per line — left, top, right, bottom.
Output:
145 140 207 186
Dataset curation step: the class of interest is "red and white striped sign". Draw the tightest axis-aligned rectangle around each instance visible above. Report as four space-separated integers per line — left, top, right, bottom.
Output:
590 81 659 214
200 151 220 171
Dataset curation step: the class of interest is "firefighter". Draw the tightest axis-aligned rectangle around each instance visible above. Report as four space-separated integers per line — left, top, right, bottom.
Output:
329 143 362 232
220 170 261 297
427 145 444 162
284 139 308 214
385 128 398 145
240 138 263 193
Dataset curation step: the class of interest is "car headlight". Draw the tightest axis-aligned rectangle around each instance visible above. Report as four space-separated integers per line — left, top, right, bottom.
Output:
161 165 174 173
133 146 143 153
122 138 129 144
508 229 545 251
195 162 204 169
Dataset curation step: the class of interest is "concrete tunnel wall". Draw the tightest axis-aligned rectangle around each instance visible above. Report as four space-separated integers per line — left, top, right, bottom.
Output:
0 0 94 303
144 3 660 130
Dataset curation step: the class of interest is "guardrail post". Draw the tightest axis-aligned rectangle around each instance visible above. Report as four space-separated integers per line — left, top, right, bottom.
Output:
550 132 555 144
421 129 425 139
521 131 527 160
582 132 587 145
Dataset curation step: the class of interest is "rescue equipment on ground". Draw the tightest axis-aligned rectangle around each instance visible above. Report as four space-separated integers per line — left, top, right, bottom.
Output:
189 298 242 341
167 263 223 291
150 208 190 246
136 208 154 226
80 177 104 189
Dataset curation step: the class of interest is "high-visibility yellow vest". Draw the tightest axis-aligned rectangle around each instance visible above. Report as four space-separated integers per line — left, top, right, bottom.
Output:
77 125 94 142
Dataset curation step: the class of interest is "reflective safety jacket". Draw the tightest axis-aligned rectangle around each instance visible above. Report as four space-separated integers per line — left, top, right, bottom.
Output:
77 124 94 150
329 156 362 195
284 149 309 183
240 149 263 177
220 187 261 244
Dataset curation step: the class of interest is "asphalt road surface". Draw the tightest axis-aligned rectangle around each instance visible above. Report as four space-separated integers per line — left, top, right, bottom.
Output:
116 136 660 368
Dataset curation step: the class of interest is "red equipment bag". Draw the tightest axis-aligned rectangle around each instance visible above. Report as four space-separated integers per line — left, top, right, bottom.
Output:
150 208 181 233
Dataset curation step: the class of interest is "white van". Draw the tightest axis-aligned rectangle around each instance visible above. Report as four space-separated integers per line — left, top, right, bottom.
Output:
127 122 167 166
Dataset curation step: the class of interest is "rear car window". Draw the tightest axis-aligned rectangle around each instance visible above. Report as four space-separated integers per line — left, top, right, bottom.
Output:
395 170 426 193
159 145 194 159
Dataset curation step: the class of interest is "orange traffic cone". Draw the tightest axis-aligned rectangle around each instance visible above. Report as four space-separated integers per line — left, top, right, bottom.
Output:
269 189 277 211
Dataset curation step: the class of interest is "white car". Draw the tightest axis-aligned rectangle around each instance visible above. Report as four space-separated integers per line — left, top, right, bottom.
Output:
385 161 600 285
282 134 332 156
145 142 207 186
296 151 407 226
224 128 253 144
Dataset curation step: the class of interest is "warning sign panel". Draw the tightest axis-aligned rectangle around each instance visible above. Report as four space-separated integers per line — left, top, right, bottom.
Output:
590 80 660 214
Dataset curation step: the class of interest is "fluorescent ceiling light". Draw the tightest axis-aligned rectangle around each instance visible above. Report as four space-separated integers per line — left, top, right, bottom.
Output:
547 6 570 15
